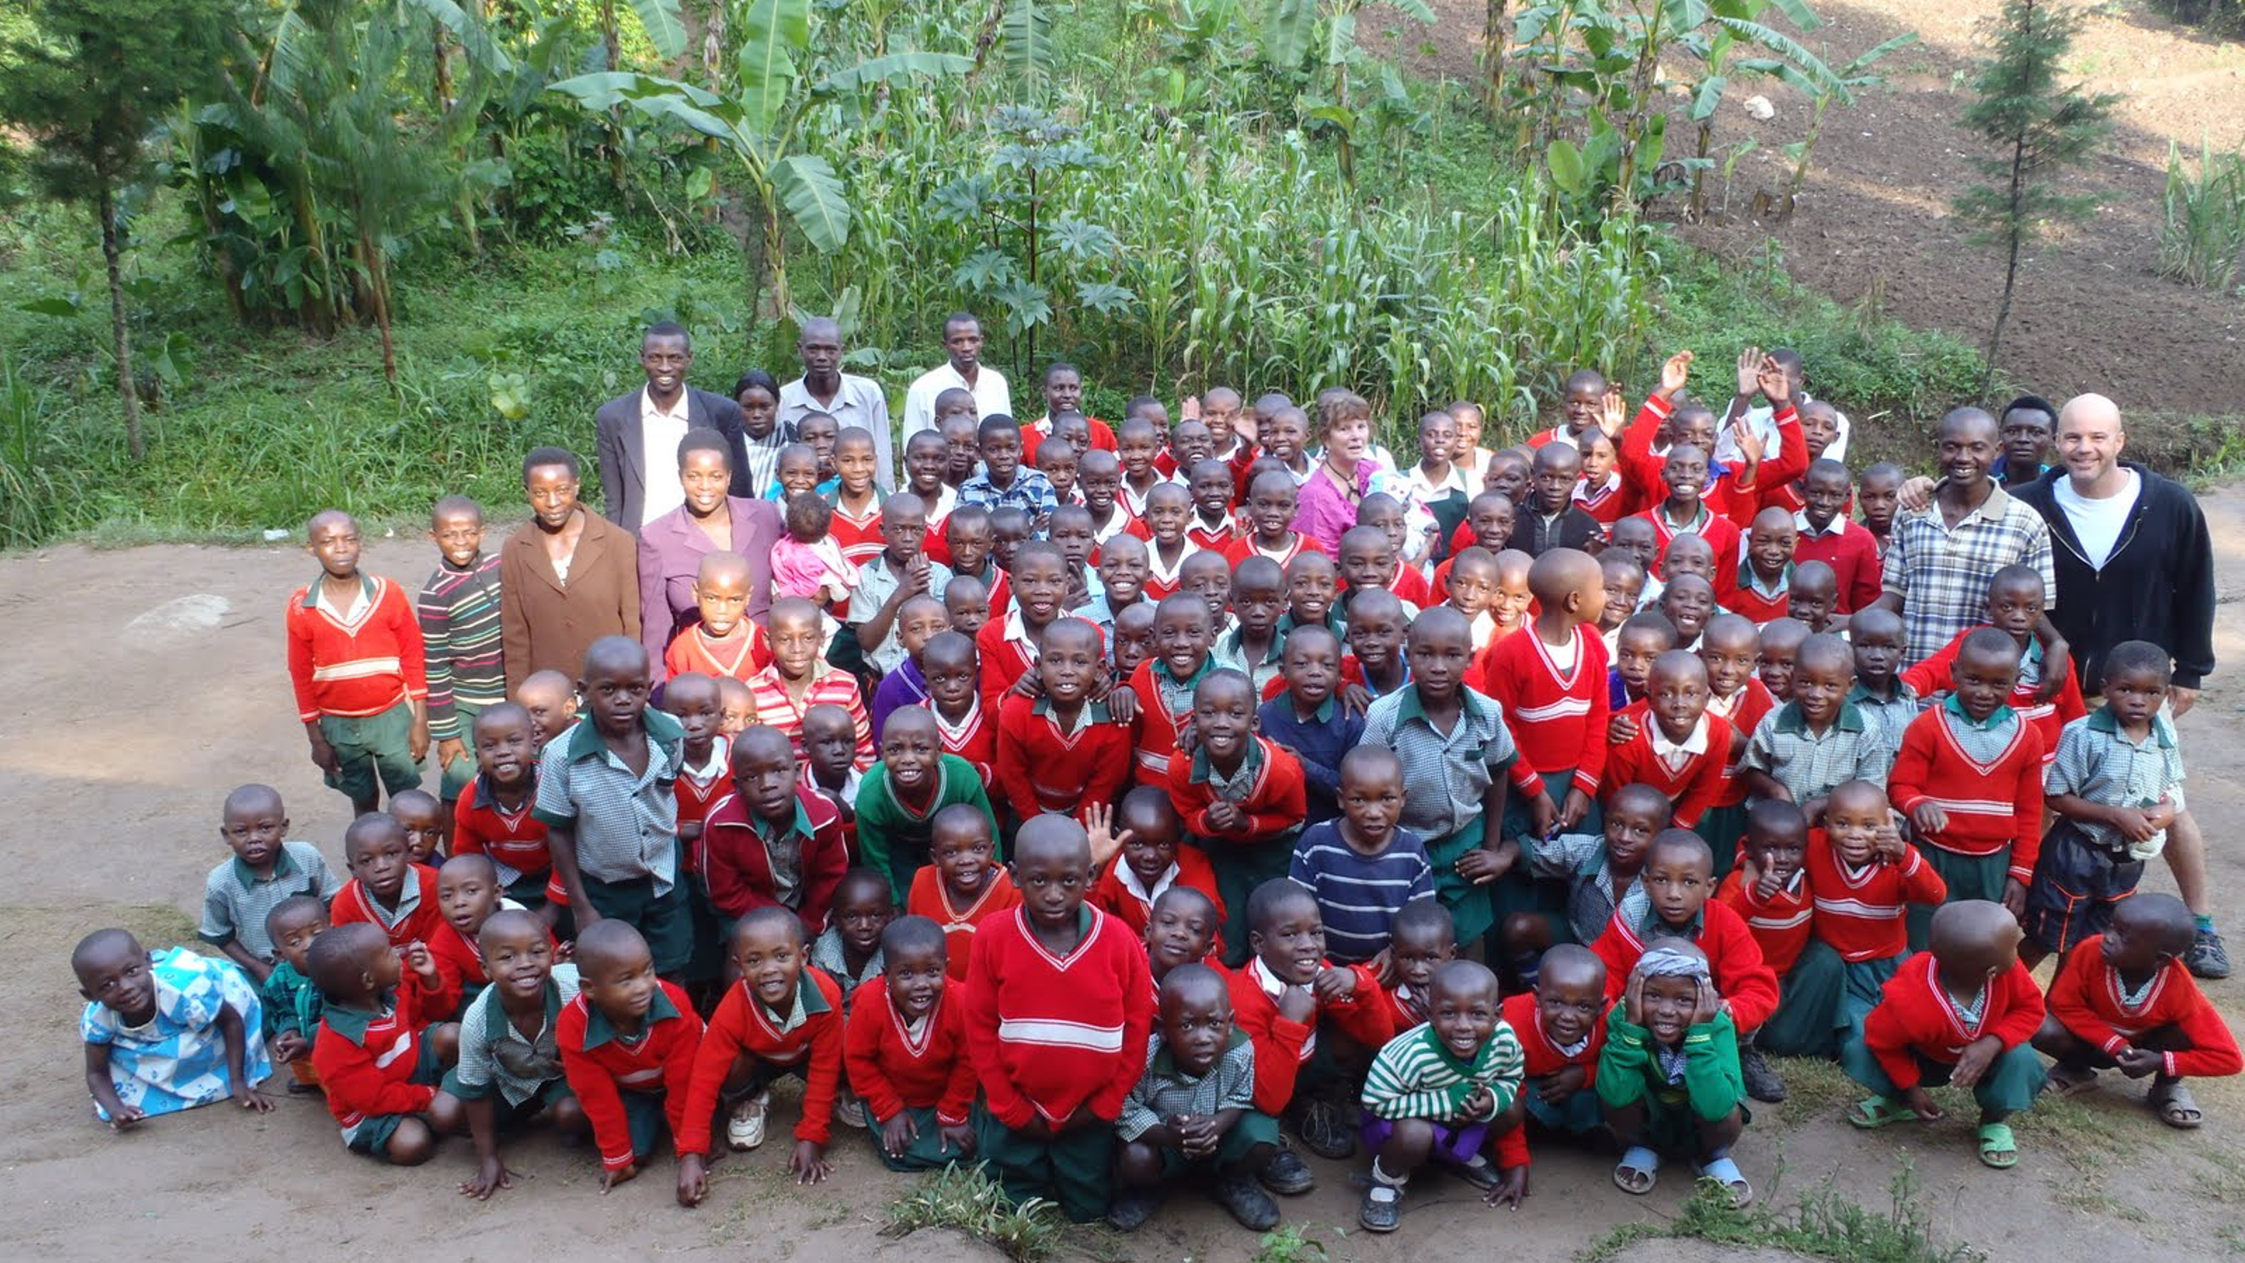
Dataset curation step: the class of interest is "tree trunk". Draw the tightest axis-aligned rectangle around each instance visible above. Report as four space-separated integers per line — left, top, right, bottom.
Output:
358 230 399 385
1984 136 2030 391
1482 0 1509 116
98 183 144 461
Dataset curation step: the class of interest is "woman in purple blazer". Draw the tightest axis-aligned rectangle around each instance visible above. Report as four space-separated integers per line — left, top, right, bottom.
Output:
636 429 785 682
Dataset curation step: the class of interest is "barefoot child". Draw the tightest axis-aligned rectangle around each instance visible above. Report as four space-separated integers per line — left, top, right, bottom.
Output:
2036 894 2239 1129
556 921 704 1191
448 909 588 1198
1843 901 2045 1170
1599 938 1751 1204
199 784 342 982
289 510 429 813
77 929 273 1128
844 915 979 1170
309 922 463 1163
1356 961 1523 1231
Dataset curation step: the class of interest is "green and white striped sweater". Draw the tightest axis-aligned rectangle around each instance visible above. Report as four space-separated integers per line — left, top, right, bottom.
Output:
1361 1020 1525 1123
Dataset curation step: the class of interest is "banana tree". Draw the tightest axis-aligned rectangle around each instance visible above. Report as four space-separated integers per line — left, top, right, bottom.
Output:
1678 0 1843 220
552 0 968 316
1261 0 1435 191
1768 31 1915 213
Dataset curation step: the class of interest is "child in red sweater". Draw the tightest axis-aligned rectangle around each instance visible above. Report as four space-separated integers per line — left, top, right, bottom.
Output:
844 915 980 1170
1842 900 2046 1169
1813 781 1948 1032
1477 548 1612 842
1090 786 1226 937
1717 801 1843 1074
329 813 445 950
1897 564 2083 765
1488 944 1609 1204
697 727 850 942
977 541 1073 713
965 816 1155 1223
996 617 1133 826
1605 649 1733 836
308 922 464 1162
660 552 769 686
1721 507 1799 624
675 909 847 1195
908 804 1021 982
289 510 429 814
1169 670 1308 964
452 703 556 914
1697 613 1778 862
1373 900 1458 1034
1889 629 2047 949
555 921 704 1190
2034 894 2239 1129
1126 593 1218 785
920 631 996 783
421 853 515 1018
1228 879 1395 1185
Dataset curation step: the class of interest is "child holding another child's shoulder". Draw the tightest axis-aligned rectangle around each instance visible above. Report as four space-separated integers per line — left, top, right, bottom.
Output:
199 783 342 983
77 928 274 1128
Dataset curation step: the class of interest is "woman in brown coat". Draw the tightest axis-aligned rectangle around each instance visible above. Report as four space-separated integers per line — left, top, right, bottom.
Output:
500 446 641 691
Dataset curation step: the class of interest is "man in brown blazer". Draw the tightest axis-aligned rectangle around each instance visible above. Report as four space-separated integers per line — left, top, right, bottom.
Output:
501 446 641 692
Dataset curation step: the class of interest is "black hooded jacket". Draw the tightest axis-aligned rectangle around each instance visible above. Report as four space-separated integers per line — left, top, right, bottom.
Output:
2012 462 2215 690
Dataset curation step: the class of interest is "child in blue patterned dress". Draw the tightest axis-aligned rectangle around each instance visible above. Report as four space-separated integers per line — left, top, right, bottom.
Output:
76 929 275 1127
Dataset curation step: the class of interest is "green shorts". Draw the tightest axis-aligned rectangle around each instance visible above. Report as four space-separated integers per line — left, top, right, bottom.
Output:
869 1104 976 1172
1151 1108 1281 1177
1907 846 2013 951
437 701 488 803
341 1031 447 1155
580 871 694 976
439 1067 574 1127
1842 1038 2045 1115
319 703 424 804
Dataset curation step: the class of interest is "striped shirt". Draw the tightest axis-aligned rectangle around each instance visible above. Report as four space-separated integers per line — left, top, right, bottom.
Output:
745 661 876 771
1117 1028 1259 1142
2046 707 2187 859
1361 1021 1524 1123
1742 700 1888 802
418 552 507 741
453 964 580 1106
531 709 686 893
1288 821 1435 964
198 841 343 963
1880 483 2055 663
1360 686 1519 841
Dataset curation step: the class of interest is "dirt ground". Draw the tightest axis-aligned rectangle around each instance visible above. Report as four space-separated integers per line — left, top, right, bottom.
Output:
4 513 2243 1262
1375 0 2245 417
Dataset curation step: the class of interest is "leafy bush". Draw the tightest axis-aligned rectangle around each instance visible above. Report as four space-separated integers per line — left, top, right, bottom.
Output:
2158 139 2245 295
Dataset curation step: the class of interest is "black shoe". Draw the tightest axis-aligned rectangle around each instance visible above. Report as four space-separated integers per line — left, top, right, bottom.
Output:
1258 1147 1316 1195
1358 1183 1403 1233
1451 1155 1504 1191
2187 927 2232 980
1213 1175 1281 1231
1740 1043 1788 1104
1105 1191 1161 1232
1293 1098 1356 1159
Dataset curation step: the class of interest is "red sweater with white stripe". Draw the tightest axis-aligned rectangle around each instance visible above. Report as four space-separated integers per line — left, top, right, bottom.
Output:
312 984 441 1131
1899 627 2086 764
908 865 1022 982
1603 706 1733 830
962 905 1154 1128
995 695 1136 824
842 977 979 1126
1861 953 2043 1090
1591 899 1781 1034
677 969 846 1151
1475 623 1610 799
1227 957 1394 1114
1493 992 1606 1167
329 865 445 951
1618 395 1805 531
1705 680 1778 808
1804 831 1947 962
286 574 428 721
928 699 999 785
2047 942 2243 1080
557 982 703 1171
1166 737 1308 844
1888 707 2048 881
1126 658 1207 785
1715 869 1814 974
453 775 551 881
829 498 887 568
1720 573 1793 625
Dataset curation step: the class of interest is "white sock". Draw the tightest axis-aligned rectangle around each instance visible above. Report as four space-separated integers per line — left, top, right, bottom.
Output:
1371 1158 1410 1189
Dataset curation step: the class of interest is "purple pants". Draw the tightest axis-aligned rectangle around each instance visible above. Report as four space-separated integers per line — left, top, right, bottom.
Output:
1360 1115 1490 1165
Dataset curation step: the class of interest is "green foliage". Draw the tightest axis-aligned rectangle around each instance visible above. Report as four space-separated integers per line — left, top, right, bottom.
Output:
0 349 79 547
1250 1223 1336 1263
2144 0 2245 34
883 1164 1061 1262
2158 138 2245 295
1950 0 2116 375
1582 1166 1985 1263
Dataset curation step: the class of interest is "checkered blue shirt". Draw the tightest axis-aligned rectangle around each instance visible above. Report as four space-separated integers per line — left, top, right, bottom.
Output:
1880 483 2055 663
2046 708 2187 859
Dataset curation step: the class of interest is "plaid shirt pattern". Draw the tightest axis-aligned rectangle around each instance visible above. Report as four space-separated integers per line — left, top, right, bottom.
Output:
532 712 686 892
1361 687 1519 840
454 965 580 1106
1116 1029 1259 1141
2046 708 2188 859
1742 701 1889 802
958 467 1059 520
1880 484 2055 663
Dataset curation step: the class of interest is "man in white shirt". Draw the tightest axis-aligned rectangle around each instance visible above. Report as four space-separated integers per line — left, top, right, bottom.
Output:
592 322 752 531
780 316 895 488
900 312 1011 443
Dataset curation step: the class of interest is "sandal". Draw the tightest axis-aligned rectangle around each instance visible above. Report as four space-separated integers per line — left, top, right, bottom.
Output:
1977 1122 2018 1170
2150 1081 2203 1130
1697 1155 1752 1207
1613 1144 1659 1195
1846 1096 1919 1129
2040 1065 2098 1098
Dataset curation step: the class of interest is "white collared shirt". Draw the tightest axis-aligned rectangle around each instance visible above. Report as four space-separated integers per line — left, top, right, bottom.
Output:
900 362 1012 443
1794 509 1849 539
1650 715 1712 767
780 373 894 486
639 387 693 526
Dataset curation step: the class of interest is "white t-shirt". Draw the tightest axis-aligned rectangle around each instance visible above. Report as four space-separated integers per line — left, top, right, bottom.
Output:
900 362 1011 442
2052 470 2140 570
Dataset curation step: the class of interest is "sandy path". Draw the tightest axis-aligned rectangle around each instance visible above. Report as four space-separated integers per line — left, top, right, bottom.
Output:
2 509 2240 1261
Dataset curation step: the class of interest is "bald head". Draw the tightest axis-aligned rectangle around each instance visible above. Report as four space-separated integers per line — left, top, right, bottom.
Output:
696 550 752 588
2059 392 2121 433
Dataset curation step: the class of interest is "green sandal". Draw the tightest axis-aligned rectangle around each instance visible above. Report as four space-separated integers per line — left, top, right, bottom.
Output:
1846 1097 1919 1129
1977 1122 2018 1169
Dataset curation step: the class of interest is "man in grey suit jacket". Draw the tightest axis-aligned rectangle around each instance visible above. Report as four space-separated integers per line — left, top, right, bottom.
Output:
595 322 753 532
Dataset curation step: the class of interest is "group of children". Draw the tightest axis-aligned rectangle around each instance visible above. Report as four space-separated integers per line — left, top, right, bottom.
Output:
76 351 2238 1237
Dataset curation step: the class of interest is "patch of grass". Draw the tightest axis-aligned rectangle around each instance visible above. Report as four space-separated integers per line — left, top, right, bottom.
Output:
2157 140 2245 294
884 1163 1062 1263
1578 1164 1985 1263
1250 1223 1340 1262
1770 1055 1863 1127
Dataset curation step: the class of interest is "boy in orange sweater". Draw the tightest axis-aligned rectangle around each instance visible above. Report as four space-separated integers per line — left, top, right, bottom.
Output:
1718 801 1842 1077
289 510 429 813
965 816 1155 1222
675 908 847 1196
843 915 980 1170
1812 780 1947 1032
1168 670 1309 964
909 803 1021 981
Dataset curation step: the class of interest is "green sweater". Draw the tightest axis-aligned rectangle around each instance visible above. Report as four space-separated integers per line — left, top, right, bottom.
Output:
853 755 997 901
1360 1021 1524 1123
1595 1006 1741 1122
